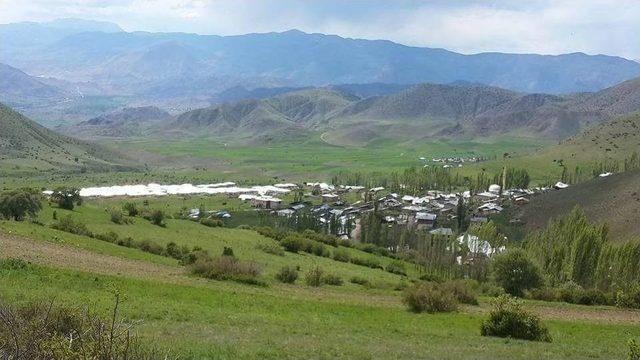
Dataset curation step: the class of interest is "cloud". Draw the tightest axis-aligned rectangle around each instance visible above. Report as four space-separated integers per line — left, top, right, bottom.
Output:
1 0 638 59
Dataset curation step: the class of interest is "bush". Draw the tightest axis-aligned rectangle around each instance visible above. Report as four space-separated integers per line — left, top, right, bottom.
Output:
222 246 235 257
122 202 139 216
0 296 169 359
332 248 351 262
322 274 343 286
190 256 263 285
351 256 383 269
256 243 285 256
403 282 458 313
281 234 306 253
0 258 29 270
138 240 164 255
201 218 224 227
442 280 479 305
146 209 165 227
350 276 370 286
480 295 551 342
419 273 445 283
255 226 287 241
491 249 543 296
310 242 328 257
386 261 407 276
51 215 92 236
276 266 299 283
616 287 640 309
629 339 640 360
0 189 42 221
51 187 81 210
109 209 129 224
305 266 324 287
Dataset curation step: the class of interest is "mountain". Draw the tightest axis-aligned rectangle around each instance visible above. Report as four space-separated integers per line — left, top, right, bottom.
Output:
59 106 171 138
0 103 132 172
164 78 640 145
1 23 639 100
0 63 68 106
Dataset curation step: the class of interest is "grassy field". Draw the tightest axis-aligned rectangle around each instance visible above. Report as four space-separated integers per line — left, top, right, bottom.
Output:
1 194 640 359
117 134 549 181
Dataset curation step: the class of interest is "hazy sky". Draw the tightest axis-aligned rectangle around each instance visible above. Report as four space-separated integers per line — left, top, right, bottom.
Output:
1 0 639 59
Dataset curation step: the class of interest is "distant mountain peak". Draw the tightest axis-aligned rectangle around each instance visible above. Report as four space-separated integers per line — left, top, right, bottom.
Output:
45 18 123 33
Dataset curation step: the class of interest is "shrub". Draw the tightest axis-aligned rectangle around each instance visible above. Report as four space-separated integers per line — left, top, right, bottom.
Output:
222 246 235 257
351 256 383 269
109 208 129 224
164 242 184 260
201 218 224 227
419 273 445 283
122 202 139 216
322 274 343 286
0 297 169 359
281 234 305 253
276 266 299 284
491 249 543 296
255 226 286 241
332 248 351 262
51 187 81 210
616 287 640 309
95 231 119 243
0 258 29 270
190 256 263 285
386 261 407 276
629 339 640 360
0 189 42 221
51 215 92 237
256 243 285 256
558 280 583 303
442 280 479 305
138 240 164 255
305 266 324 287
480 295 551 342
575 288 610 306
350 276 370 286
146 209 165 226
310 242 328 257
403 282 458 313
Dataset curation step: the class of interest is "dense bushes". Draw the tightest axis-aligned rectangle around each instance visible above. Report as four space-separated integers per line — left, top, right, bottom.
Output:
145 209 166 226
480 295 551 342
386 261 407 276
350 276 370 286
332 248 351 262
51 187 81 210
442 280 479 305
491 249 543 296
526 282 612 306
190 255 263 285
201 218 224 227
51 215 92 236
350 256 383 269
305 266 324 287
257 243 285 256
0 297 170 359
123 202 139 216
0 189 42 221
276 266 299 283
403 282 458 313
322 273 343 286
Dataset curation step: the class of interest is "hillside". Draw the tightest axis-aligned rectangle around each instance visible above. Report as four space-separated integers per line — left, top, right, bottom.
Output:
518 169 640 241
0 63 68 106
59 106 171 138
0 103 132 172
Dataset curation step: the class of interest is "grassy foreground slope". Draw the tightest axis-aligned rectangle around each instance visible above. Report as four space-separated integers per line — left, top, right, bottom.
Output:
1 195 640 359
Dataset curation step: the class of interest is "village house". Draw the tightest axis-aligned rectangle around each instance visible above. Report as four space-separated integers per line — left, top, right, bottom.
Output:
322 193 340 203
251 196 283 209
429 227 454 237
415 212 437 229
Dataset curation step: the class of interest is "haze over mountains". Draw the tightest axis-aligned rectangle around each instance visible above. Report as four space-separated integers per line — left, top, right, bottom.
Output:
2 18 640 122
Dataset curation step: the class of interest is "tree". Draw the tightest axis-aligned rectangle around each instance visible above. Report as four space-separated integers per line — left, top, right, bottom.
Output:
0 189 42 221
491 249 543 296
51 187 81 210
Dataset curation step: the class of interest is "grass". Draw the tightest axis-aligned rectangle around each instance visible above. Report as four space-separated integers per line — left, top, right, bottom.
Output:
1 261 639 359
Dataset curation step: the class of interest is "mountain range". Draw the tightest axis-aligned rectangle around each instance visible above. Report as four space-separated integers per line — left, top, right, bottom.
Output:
144 76 640 146
2 19 640 121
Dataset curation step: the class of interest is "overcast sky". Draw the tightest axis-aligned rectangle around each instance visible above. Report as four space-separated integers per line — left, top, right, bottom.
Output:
1 0 639 60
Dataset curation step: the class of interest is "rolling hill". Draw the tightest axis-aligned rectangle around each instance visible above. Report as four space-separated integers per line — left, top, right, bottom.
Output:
161 77 640 146
0 63 68 106
0 103 133 172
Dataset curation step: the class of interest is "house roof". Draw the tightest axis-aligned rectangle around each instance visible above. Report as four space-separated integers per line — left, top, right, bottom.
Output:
416 212 437 221
430 228 453 236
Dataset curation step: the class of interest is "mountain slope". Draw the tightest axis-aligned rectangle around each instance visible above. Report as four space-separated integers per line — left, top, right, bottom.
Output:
59 106 171 138
0 63 68 106
518 169 640 242
1 25 639 96
0 103 132 171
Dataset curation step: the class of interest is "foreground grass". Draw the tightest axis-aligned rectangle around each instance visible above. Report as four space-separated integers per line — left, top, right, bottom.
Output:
1 262 638 359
